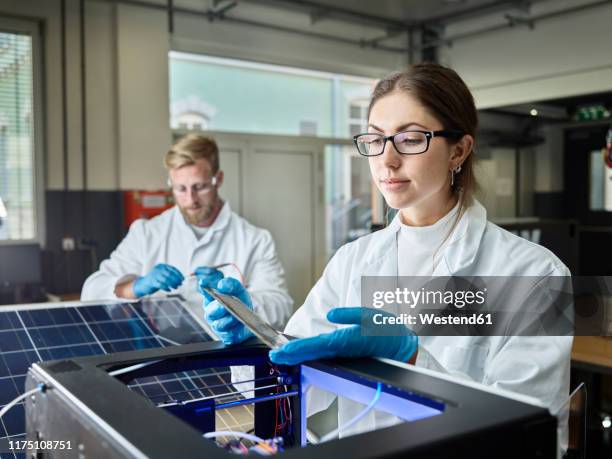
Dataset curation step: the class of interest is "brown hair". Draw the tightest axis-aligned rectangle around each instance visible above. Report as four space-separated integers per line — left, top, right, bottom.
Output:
369 62 479 212
164 134 220 173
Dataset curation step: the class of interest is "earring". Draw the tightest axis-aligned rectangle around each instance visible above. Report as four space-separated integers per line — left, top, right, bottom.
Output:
450 165 462 187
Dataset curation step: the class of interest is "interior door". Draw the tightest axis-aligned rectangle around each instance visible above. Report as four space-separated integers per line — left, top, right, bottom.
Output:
244 140 319 308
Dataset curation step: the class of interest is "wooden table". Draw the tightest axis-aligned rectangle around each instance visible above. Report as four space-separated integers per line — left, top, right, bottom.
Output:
571 336 612 374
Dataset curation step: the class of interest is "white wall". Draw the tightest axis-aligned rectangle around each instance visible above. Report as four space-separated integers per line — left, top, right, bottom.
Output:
85 0 119 189
116 3 171 189
440 0 612 109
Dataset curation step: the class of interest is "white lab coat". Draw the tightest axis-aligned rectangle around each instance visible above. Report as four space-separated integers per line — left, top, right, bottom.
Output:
81 202 293 330
285 199 572 452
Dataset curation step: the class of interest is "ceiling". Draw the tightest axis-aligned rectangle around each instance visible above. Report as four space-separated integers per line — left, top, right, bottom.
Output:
284 0 517 24
235 0 541 28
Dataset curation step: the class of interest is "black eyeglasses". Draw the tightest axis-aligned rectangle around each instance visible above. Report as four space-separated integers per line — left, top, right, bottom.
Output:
353 129 465 156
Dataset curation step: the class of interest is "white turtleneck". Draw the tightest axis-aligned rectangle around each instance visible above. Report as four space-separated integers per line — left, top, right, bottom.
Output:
397 200 461 276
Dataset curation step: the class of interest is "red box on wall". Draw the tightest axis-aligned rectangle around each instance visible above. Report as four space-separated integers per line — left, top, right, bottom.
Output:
123 190 174 228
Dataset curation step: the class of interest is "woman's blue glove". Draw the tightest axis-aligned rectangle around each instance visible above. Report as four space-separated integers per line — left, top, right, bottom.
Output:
269 307 418 365
199 277 254 345
133 264 184 298
194 266 224 288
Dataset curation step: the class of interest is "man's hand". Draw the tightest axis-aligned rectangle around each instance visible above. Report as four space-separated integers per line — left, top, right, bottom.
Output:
132 264 184 298
199 277 254 345
194 266 224 289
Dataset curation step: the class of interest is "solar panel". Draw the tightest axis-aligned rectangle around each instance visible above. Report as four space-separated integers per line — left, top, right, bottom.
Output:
0 297 242 459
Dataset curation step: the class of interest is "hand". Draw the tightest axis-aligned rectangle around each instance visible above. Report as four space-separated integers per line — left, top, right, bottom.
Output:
194 266 224 289
199 277 254 345
132 264 184 298
269 307 418 365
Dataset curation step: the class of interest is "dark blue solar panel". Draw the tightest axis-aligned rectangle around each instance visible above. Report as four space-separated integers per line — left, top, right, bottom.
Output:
0 312 20 331
0 298 212 458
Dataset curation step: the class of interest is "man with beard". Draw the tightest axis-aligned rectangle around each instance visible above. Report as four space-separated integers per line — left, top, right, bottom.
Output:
81 134 293 330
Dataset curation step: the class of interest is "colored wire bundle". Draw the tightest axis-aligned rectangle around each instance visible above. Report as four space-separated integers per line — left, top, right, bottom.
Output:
203 431 284 455
271 365 293 439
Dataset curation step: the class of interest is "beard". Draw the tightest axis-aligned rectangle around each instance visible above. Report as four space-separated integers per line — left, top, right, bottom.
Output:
178 200 215 226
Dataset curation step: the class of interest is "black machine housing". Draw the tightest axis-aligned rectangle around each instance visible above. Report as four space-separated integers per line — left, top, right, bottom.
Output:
25 339 557 458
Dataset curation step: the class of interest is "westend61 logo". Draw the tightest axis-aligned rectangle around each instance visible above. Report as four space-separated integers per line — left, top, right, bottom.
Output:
371 287 487 309
368 286 492 329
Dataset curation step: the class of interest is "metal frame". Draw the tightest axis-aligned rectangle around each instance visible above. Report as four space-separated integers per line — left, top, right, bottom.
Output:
26 340 557 458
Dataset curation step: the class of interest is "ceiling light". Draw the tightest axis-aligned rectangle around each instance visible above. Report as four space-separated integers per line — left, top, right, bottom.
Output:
530 108 538 116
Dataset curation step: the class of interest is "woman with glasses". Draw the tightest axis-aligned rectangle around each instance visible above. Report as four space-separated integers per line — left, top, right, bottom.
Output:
201 63 572 452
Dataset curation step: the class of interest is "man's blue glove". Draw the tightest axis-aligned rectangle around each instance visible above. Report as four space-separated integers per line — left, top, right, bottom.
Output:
194 266 224 289
199 277 254 345
269 307 418 365
133 264 184 298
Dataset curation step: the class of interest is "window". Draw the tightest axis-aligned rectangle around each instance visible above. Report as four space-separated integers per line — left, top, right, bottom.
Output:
170 94 215 131
169 51 375 139
325 145 382 256
0 25 40 242
348 101 368 137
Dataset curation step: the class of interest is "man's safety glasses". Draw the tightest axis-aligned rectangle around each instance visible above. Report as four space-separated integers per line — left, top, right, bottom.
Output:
353 130 464 156
168 176 218 195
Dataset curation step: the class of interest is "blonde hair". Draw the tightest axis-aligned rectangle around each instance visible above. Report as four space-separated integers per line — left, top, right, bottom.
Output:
164 134 219 173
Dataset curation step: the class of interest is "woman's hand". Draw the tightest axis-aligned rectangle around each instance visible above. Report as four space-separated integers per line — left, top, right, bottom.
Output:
269 307 418 365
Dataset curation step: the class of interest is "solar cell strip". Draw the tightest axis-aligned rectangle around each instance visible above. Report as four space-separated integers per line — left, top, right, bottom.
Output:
73 307 107 354
14 313 42 362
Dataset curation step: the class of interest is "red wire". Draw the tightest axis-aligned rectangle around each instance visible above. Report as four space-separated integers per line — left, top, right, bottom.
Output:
274 398 279 436
283 397 289 425
212 262 249 288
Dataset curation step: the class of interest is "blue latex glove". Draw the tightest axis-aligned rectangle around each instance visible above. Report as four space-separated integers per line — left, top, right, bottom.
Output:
132 264 184 298
194 266 224 289
269 307 418 365
199 277 254 345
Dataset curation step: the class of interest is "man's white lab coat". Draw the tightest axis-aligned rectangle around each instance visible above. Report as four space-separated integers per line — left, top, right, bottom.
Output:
285 200 572 452
81 202 293 330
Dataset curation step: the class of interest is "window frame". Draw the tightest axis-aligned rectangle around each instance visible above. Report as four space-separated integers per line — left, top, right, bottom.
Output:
348 99 369 138
0 17 45 247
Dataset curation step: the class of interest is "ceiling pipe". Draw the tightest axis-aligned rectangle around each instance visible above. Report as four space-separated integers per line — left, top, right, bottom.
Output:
416 0 612 52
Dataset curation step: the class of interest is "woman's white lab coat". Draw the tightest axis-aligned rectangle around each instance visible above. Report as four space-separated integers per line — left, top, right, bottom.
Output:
284 199 572 451
81 202 293 330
